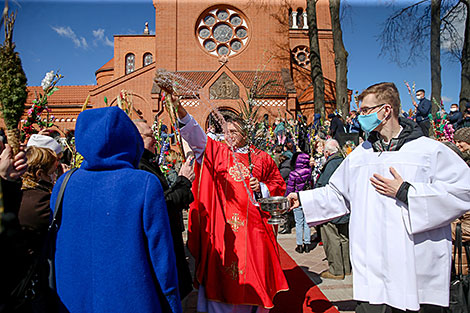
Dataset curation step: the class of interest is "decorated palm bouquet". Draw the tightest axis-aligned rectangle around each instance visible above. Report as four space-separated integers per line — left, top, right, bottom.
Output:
0 12 27 155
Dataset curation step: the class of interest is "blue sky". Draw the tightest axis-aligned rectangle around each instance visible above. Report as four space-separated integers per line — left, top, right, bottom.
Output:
9 0 464 113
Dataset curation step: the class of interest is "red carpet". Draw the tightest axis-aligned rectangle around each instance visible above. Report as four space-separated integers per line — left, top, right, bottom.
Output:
272 247 339 313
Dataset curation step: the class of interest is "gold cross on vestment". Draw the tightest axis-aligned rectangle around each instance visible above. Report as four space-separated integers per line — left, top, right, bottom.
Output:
224 261 244 280
227 213 245 232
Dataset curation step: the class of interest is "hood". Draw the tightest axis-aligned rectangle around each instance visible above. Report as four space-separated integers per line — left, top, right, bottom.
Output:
279 157 291 169
326 152 343 163
290 152 310 170
368 117 423 152
76 107 144 171
395 117 423 141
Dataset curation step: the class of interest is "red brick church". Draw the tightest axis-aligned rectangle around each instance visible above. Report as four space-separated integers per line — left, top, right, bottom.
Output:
21 0 339 134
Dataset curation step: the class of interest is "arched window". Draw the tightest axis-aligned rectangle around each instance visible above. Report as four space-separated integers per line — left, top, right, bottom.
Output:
125 53 135 74
288 8 293 28
143 53 153 66
296 8 303 28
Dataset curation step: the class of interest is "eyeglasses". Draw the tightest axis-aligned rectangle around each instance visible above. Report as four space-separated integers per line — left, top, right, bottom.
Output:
358 103 386 115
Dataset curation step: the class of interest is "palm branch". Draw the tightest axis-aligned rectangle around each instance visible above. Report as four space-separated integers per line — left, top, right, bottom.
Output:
0 12 27 154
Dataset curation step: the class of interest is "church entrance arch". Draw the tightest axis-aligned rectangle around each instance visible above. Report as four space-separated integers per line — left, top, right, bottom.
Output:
205 107 239 133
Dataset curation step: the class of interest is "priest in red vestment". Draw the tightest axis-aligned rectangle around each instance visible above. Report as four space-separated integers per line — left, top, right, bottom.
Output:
172 100 288 313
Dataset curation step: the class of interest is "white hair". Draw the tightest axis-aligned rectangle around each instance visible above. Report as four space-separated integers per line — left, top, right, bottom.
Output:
324 139 340 154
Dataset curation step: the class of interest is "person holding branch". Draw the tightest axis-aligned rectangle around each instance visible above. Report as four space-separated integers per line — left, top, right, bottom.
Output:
167 94 288 313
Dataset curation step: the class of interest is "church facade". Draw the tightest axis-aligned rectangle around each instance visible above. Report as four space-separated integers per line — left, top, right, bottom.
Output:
21 0 338 134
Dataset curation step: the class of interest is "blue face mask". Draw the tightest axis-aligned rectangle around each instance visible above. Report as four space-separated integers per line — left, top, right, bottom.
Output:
357 112 383 134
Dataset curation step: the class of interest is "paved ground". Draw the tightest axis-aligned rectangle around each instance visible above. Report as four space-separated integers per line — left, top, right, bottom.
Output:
182 219 355 313
277 229 356 312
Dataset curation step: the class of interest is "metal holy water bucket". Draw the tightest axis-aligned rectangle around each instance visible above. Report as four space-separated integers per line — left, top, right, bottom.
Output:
258 196 289 225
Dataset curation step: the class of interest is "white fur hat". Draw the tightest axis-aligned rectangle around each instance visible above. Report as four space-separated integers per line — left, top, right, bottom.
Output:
27 134 63 155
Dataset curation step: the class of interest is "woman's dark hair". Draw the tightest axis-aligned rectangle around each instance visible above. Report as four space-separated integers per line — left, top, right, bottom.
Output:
290 152 302 170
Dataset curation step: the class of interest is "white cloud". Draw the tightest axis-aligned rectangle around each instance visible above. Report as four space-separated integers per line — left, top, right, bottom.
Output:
52 26 88 49
92 28 104 39
441 95 453 102
92 28 114 47
441 2 466 52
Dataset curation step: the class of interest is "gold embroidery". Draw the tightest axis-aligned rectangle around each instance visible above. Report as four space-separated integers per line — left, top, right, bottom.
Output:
228 163 250 182
224 262 244 280
227 213 245 232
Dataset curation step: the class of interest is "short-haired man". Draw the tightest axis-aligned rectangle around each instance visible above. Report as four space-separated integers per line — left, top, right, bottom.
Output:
287 82 470 312
448 103 463 130
412 89 432 136
170 98 288 312
134 119 195 300
315 139 350 280
459 103 470 128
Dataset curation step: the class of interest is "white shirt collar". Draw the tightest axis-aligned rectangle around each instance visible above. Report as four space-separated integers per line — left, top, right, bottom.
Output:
234 145 249 154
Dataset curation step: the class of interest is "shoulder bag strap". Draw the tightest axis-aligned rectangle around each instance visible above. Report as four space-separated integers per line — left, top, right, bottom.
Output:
463 242 470 275
48 168 77 291
48 168 77 233
456 223 463 277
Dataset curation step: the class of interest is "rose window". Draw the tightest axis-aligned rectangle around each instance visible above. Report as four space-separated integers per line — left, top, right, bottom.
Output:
292 46 310 68
196 7 249 57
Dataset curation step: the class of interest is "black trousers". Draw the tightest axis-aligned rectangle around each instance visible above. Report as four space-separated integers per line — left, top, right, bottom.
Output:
418 120 431 137
356 302 446 313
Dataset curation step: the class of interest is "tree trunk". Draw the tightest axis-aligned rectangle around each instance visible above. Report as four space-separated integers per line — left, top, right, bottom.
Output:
459 0 470 111
430 0 442 115
329 0 349 117
306 0 326 120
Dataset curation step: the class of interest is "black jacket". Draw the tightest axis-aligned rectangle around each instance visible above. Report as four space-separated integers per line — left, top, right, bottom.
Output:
315 153 348 224
138 149 194 299
278 158 292 183
0 179 25 308
416 98 432 122
330 116 346 140
448 111 463 129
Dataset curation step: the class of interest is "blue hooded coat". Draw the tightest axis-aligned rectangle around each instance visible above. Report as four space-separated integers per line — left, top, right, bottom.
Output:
50 107 181 313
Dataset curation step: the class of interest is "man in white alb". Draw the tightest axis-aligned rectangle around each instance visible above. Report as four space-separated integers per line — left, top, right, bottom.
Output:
287 82 470 313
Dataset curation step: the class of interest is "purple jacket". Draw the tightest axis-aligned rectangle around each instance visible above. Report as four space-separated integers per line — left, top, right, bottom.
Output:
285 153 312 195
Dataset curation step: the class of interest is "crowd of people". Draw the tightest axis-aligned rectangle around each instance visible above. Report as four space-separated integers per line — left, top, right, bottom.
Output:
0 82 469 313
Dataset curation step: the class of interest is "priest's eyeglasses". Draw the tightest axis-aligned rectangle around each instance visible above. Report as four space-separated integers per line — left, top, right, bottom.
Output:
359 103 386 115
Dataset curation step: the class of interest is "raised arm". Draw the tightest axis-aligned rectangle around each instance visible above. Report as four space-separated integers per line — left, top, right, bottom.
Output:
170 95 207 164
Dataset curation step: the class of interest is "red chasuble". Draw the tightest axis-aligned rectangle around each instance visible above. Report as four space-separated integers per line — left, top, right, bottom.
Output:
187 138 288 309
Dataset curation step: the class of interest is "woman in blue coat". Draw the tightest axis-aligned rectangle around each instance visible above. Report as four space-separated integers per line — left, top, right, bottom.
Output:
50 107 181 313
